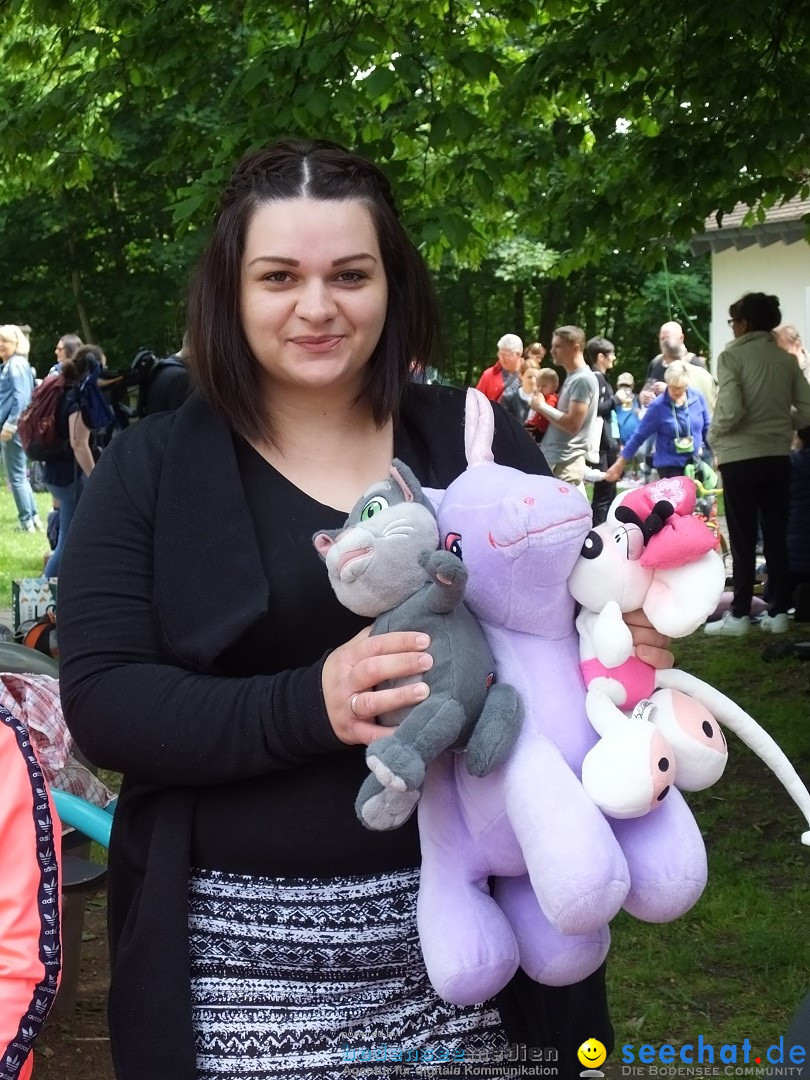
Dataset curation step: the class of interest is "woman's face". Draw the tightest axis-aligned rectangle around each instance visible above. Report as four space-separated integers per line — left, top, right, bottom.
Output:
668 381 688 404
240 197 388 402
0 337 15 361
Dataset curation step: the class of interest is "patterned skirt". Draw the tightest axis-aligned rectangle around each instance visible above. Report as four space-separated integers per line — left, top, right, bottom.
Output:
188 866 513 1080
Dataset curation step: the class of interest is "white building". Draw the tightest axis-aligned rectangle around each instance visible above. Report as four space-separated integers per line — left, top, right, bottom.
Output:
691 195 810 366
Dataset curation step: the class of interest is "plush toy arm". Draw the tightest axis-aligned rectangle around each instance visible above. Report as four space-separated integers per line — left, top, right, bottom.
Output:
655 667 810 844
590 601 634 668
417 550 467 613
465 683 524 777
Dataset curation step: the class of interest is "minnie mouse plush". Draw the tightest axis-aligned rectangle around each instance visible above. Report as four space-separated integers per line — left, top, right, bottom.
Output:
568 476 810 842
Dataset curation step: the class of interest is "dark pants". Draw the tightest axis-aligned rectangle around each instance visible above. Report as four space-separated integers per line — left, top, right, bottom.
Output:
591 445 618 526
720 456 792 617
655 464 688 479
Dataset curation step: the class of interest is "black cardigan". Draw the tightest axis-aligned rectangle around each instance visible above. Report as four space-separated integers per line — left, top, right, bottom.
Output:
58 385 611 1078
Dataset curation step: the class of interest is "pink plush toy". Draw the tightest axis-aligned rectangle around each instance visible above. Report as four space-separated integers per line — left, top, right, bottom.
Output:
568 476 810 844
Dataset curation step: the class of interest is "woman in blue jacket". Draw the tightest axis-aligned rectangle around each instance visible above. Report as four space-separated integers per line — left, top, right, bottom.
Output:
604 360 712 483
0 325 41 533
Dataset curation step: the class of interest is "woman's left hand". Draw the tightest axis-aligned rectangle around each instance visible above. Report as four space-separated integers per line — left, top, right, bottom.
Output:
624 608 673 669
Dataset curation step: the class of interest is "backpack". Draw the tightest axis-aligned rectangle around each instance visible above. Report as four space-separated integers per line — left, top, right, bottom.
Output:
78 359 117 434
130 348 185 417
17 376 71 462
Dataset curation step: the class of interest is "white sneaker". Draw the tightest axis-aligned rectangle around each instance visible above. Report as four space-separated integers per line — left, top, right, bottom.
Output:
759 612 790 634
705 612 749 636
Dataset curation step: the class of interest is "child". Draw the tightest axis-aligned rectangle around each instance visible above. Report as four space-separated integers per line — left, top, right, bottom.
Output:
498 363 540 426
527 367 560 441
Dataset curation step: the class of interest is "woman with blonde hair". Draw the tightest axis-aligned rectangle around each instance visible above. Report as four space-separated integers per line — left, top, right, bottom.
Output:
0 324 41 532
604 359 712 483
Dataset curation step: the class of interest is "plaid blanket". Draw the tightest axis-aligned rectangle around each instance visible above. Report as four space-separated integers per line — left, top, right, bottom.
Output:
0 673 115 808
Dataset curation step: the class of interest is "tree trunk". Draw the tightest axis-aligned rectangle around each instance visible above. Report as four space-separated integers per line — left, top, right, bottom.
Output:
513 284 525 342
538 278 566 347
464 298 475 386
66 230 94 343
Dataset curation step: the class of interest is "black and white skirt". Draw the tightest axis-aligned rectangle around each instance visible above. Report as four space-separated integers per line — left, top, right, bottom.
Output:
188 866 512 1079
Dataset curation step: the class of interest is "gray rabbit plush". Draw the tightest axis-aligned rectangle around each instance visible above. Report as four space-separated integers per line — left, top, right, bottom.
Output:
313 459 522 830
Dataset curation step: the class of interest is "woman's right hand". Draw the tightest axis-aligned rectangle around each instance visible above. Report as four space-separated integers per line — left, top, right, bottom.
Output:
322 627 433 746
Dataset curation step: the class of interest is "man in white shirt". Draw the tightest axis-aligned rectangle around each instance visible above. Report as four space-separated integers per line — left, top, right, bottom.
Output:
532 325 598 487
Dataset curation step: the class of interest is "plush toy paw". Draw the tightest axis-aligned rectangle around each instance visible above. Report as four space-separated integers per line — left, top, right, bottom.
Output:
356 774 420 831
418 548 467 588
366 738 426 792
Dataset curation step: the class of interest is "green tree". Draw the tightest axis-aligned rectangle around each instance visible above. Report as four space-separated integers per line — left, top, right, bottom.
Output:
0 0 800 370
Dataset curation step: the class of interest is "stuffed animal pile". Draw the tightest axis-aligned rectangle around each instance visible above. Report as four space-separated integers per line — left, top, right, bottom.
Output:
315 391 810 1010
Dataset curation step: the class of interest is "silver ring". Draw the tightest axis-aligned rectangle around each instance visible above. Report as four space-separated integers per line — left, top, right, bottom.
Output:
350 693 361 717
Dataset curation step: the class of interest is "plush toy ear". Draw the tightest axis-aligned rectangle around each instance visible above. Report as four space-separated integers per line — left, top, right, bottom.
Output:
464 388 495 466
642 551 726 637
389 459 418 503
312 530 339 560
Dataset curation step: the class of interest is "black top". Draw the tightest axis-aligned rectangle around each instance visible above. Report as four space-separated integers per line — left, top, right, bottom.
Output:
647 352 706 384
192 435 422 876
58 385 611 1078
592 370 618 459
42 385 79 487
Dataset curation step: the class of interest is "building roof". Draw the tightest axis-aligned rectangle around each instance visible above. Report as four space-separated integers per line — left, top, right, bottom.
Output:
691 195 810 254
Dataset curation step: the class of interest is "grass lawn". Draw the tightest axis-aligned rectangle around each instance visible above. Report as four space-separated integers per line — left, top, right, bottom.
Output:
607 630 810 1073
0 482 54 619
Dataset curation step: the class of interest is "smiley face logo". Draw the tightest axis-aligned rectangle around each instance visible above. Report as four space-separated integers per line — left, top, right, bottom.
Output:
577 1037 607 1070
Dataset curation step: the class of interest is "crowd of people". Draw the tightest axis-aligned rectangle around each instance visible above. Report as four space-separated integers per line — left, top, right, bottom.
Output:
2 135 810 1080
476 306 810 626
0 329 191 577
475 319 714 524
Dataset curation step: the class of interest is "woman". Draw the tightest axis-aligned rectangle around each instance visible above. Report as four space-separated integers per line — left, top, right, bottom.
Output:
706 293 810 637
604 360 711 484
50 333 83 376
0 324 41 533
57 140 667 1080
42 345 103 577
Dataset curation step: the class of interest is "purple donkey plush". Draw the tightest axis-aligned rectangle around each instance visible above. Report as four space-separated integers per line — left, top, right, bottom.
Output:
415 389 708 1006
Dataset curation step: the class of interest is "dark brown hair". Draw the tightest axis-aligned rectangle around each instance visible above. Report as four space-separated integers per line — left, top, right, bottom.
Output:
186 138 441 444
728 292 781 332
584 336 615 365
61 344 105 383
